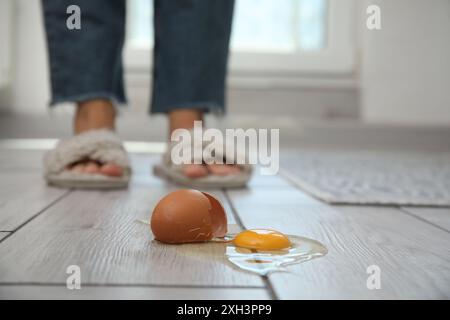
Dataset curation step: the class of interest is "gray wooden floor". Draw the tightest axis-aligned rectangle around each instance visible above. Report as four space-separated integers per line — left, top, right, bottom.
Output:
0 148 449 300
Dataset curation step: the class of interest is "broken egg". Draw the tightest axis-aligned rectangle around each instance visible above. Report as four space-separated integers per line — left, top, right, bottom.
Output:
150 189 227 244
148 189 327 275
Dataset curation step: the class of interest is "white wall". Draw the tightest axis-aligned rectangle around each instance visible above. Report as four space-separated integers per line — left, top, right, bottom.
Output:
7 0 50 114
361 0 450 125
0 0 13 90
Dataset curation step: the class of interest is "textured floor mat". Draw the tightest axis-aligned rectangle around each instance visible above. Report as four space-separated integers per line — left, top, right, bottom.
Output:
281 151 450 206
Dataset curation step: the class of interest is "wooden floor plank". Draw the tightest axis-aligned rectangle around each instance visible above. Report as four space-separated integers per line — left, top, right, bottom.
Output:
402 207 450 232
247 168 293 188
227 188 450 299
0 150 45 172
0 285 269 300
0 186 263 287
0 172 68 231
226 188 322 208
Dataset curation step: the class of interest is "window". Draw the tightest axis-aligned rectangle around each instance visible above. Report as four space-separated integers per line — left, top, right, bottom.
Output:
231 0 327 52
125 0 355 76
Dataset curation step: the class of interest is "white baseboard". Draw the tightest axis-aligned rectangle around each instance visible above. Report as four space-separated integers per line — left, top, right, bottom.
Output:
124 71 360 119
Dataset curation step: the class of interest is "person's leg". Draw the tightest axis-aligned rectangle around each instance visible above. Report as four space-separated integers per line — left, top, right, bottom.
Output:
73 99 122 176
152 0 239 178
42 0 126 176
168 109 209 178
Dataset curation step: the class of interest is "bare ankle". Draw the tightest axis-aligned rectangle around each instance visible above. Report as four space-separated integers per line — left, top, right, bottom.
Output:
168 108 204 135
75 99 116 134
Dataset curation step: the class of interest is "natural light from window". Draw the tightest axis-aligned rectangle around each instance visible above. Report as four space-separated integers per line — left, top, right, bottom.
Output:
127 0 328 53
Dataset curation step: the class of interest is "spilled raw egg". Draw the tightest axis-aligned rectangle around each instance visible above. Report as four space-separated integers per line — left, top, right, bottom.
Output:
150 189 327 275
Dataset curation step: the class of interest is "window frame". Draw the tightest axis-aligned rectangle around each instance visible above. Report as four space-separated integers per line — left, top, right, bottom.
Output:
124 0 356 85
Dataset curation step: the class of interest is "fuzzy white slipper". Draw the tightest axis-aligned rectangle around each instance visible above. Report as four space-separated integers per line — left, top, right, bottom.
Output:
153 129 253 189
44 129 131 189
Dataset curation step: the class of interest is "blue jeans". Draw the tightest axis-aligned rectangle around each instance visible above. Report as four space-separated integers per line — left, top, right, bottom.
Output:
42 0 234 114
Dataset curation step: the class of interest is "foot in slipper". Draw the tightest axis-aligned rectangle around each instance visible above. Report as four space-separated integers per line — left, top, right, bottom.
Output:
154 140 251 189
44 100 130 189
66 160 123 177
182 164 241 178
154 109 252 189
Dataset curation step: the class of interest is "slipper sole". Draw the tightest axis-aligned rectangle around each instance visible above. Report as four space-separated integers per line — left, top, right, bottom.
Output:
153 164 250 189
46 172 130 190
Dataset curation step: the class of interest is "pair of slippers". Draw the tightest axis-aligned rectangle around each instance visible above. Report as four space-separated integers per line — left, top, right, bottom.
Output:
44 129 252 189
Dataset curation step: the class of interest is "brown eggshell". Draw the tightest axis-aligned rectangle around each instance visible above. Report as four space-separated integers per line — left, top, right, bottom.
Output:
201 192 228 238
151 189 214 243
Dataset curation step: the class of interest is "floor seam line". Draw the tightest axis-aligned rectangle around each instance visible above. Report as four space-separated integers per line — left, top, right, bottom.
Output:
0 282 265 289
222 189 246 230
222 189 279 300
0 189 72 244
398 207 450 234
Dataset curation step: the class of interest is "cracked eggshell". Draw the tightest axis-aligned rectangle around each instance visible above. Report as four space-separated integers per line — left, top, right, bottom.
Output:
150 189 227 244
201 192 227 238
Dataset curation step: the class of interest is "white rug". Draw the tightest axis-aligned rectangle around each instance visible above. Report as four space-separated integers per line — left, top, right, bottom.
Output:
281 151 450 206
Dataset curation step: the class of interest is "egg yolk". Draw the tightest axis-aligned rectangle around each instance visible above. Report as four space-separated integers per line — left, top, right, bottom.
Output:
233 229 291 251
